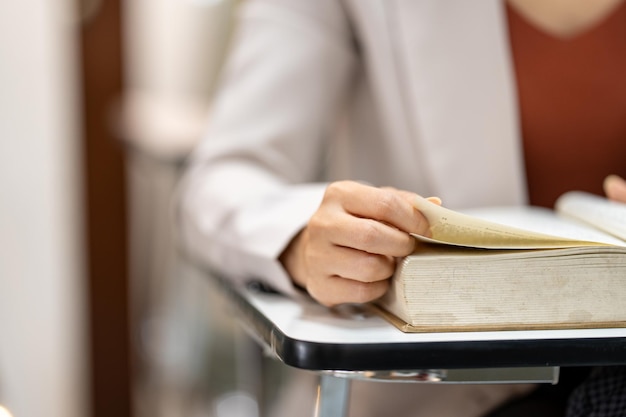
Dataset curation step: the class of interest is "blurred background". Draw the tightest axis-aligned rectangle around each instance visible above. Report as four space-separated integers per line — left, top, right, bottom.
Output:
0 0 285 416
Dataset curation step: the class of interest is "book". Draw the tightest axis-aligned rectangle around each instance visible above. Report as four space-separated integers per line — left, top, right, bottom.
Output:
375 191 626 333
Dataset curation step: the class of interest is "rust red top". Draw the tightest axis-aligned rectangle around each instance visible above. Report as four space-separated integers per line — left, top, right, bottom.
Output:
507 2 626 207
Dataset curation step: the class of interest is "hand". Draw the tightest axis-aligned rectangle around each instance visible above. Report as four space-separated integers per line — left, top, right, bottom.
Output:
604 175 626 203
279 180 437 307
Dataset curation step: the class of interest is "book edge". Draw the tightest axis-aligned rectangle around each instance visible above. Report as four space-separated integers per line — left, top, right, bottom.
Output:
370 304 626 333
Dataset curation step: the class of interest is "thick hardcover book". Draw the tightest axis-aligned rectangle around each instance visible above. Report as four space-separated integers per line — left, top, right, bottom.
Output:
376 191 626 332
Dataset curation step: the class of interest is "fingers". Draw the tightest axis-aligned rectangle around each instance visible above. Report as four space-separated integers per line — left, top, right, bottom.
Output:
280 180 439 307
309 211 416 257
604 175 626 203
310 245 397 284
307 274 391 307
290 229 397 306
387 187 442 207
326 181 431 236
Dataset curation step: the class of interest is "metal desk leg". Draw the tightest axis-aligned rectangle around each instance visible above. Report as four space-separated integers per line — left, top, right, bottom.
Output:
313 374 350 417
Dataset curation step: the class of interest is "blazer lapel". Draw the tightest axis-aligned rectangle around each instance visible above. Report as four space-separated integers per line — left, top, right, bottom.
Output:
388 0 528 208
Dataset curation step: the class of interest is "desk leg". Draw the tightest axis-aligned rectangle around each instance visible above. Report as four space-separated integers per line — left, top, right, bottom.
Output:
313 374 350 417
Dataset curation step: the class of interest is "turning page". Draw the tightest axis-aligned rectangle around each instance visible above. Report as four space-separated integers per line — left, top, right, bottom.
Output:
411 195 619 249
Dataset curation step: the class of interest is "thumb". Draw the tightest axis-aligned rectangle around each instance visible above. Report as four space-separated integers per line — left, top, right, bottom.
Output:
604 175 626 203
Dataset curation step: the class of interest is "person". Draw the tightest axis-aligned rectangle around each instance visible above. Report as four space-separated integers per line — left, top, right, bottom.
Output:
178 0 626 416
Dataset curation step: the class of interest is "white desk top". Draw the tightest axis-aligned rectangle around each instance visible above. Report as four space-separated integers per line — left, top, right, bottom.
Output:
242 287 626 345
218 279 626 371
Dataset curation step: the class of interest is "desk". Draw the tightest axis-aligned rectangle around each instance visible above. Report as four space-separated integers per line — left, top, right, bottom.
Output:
215 276 626 417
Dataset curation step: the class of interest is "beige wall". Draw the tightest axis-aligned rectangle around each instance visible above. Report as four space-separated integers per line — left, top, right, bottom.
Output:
119 2 240 416
123 0 238 100
0 1 87 417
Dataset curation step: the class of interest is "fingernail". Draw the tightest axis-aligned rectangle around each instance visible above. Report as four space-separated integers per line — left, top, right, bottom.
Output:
426 196 442 206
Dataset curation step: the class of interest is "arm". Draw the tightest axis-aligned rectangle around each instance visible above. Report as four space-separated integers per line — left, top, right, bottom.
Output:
178 0 357 296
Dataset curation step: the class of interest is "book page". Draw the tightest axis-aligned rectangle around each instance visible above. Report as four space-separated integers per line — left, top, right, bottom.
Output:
411 195 617 249
555 191 626 242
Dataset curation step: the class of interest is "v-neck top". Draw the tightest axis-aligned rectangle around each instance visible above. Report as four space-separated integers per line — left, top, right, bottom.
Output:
507 2 626 208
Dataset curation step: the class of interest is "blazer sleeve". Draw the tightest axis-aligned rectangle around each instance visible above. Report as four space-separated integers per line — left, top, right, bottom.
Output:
177 0 356 296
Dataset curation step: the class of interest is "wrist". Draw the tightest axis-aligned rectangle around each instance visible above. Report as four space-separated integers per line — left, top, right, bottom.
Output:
279 228 308 290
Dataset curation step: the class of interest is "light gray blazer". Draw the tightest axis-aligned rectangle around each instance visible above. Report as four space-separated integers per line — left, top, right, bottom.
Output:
180 2 537 414
180 0 528 296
